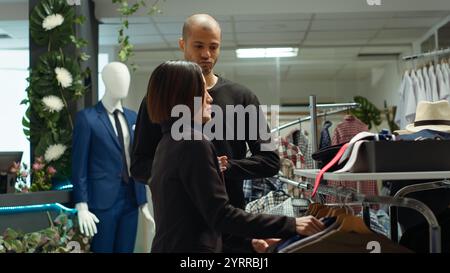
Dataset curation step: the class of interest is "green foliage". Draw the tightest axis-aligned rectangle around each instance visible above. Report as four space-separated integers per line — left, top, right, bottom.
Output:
112 0 165 70
30 0 76 50
351 96 382 130
384 100 400 133
0 213 90 253
24 0 88 183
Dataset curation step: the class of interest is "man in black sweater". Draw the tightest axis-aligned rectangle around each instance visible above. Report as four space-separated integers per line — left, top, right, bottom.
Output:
131 14 280 253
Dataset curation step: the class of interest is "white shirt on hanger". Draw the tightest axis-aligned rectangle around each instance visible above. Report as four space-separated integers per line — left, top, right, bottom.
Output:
411 69 426 103
395 71 412 129
403 72 416 128
422 67 432 101
436 64 450 100
395 71 407 128
429 65 439 101
443 63 450 103
417 67 426 102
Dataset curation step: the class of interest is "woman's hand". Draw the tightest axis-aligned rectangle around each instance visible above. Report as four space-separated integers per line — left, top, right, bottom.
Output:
295 215 325 236
217 156 228 172
251 238 281 253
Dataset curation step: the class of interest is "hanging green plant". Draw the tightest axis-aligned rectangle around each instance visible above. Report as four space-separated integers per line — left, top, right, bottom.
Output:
30 0 77 50
384 100 400 133
351 96 382 130
111 0 165 71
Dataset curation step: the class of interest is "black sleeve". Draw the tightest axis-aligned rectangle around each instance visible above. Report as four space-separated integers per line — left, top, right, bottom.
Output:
130 97 162 184
179 139 295 240
225 93 280 181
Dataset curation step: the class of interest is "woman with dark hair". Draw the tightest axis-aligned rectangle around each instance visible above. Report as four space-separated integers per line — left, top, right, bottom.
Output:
148 60 324 253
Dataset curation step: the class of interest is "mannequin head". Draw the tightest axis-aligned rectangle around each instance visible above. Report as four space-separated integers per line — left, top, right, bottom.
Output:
101 62 130 101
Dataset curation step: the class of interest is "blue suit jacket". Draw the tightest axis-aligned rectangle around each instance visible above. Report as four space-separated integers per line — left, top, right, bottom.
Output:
72 102 147 210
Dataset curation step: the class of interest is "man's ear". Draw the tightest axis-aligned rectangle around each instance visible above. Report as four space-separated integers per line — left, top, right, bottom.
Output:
178 37 185 51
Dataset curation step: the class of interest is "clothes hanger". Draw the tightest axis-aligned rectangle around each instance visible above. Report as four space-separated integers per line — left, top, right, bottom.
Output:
332 190 367 233
315 206 333 219
307 203 325 216
326 192 349 217
329 207 348 217
306 203 318 215
310 203 323 216
336 214 373 234
343 191 355 216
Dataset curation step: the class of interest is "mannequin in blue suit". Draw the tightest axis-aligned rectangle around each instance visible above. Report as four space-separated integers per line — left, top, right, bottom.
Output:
72 62 152 253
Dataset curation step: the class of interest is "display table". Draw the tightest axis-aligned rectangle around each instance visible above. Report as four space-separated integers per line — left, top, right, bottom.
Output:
0 190 73 233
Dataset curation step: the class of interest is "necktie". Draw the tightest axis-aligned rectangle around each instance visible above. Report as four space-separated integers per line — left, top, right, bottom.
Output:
312 143 349 197
113 110 130 183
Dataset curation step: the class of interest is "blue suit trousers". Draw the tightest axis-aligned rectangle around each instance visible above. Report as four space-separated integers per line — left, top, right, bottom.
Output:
90 182 139 253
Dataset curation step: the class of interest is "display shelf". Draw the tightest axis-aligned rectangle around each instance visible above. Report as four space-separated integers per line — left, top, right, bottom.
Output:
0 190 72 207
294 169 450 181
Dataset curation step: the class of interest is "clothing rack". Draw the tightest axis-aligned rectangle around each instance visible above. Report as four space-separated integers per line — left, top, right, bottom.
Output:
402 47 450 62
308 96 360 168
277 176 442 253
278 176 357 200
389 179 450 243
271 102 359 133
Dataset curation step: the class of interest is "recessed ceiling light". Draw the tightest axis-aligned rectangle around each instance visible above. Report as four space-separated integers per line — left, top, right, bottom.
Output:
236 47 299 58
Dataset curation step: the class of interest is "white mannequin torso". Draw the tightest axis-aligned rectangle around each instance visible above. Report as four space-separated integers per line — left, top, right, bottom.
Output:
75 62 152 240
100 62 132 175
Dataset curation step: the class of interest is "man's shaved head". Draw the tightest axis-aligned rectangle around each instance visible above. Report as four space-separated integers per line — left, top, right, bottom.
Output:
182 14 221 41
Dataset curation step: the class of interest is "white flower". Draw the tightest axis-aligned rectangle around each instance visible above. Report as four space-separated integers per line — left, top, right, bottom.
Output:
54 67 73 88
44 144 67 162
42 95 64 113
42 14 64 31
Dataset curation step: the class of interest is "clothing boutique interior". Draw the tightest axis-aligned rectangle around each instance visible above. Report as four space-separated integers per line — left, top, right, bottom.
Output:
1 0 450 254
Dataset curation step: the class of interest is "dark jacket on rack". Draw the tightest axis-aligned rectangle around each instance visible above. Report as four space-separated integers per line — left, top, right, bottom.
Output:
150 122 296 253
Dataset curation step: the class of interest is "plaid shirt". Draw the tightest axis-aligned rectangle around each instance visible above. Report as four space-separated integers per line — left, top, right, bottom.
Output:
243 177 286 203
245 191 291 214
286 129 314 169
279 137 304 167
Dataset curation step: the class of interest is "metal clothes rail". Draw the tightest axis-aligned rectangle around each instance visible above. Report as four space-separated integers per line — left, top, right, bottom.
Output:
271 102 359 133
278 175 442 253
390 180 450 244
402 47 450 61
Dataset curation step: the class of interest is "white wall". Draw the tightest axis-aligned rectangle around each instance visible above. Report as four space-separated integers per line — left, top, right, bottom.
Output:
121 59 404 137
279 80 365 105
123 70 372 111
123 72 149 112
364 61 402 109
124 72 369 111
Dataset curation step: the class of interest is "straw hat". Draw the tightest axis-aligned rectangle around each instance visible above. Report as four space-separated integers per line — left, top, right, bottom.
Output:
404 100 450 133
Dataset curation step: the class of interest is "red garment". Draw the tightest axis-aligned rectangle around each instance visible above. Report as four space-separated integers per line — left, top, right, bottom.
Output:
327 115 378 208
331 115 368 145
279 137 304 168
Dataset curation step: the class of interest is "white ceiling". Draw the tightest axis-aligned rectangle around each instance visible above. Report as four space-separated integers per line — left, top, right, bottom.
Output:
96 10 450 50
115 10 449 84
0 0 449 89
